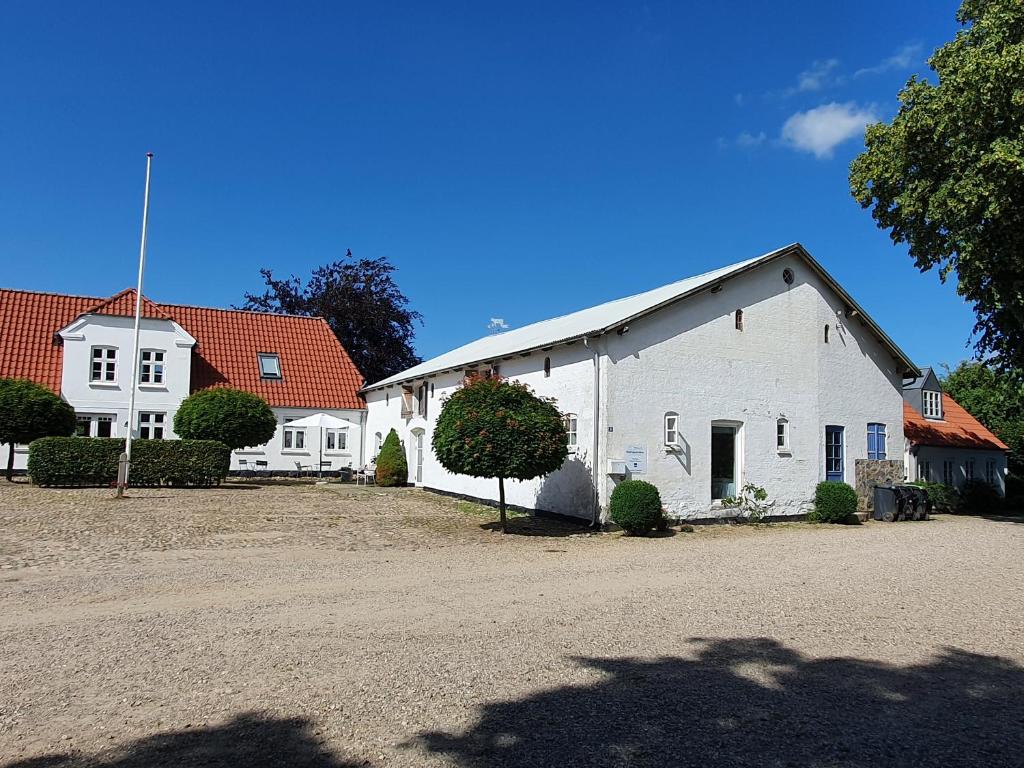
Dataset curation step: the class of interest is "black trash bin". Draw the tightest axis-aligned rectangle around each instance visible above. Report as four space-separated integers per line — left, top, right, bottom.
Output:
894 484 930 521
873 485 897 521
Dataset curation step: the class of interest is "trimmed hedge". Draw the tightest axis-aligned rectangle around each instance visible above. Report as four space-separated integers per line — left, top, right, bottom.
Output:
911 481 958 512
609 479 663 535
29 437 230 487
958 478 1003 514
810 481 858 523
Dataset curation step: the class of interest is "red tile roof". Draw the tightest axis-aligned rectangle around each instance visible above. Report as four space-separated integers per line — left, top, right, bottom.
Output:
904 395 1008 451
0 288 365 410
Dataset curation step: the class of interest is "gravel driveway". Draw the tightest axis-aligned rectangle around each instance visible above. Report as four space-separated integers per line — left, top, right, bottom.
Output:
1 482 1022 767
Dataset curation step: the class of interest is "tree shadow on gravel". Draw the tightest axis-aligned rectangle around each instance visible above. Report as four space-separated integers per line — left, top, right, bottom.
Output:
416 637 1024 767
3 713 366 768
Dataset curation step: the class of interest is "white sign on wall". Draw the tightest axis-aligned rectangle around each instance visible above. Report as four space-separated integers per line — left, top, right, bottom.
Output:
624 444 647 474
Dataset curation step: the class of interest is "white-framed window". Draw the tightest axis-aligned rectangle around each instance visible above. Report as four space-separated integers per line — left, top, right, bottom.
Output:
374 432 383 457
283 420 305 450
75 413 115 438
918 460 931 482
966 459 975 481
139 349 165 384
325 428 348 451
867 423 887 460
564 414 578 451
417 382 429 418
776 418 790 453
986 459 997 485
665 413 679 447
923 390 942 419
258 353 282 379
90 346 117 383
138 412 166 439
942 459 955 486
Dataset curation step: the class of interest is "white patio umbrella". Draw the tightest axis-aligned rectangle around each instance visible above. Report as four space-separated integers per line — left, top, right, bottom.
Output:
285 413 358 477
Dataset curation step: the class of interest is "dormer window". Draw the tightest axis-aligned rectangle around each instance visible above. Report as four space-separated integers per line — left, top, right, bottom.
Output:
922 390 942 419
258 353 282 379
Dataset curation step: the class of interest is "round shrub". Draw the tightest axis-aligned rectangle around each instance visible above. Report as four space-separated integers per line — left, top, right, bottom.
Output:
958 478 1003 514
609 479 663 535
0 378 76 480
173 388 277 450
375 428 408 486
810 481 858 523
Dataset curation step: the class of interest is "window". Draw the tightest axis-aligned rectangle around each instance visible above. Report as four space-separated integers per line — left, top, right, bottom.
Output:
258 353 282 379
374 432 383 457
75 414 114 438
943 459 955 486
824 325 830 344
90 346 117 382
918 460 931 482
782 268 795 285
544 357 551 377
966 459 975 481
923 390 942 419
867 423 887 460
417 382 428 418
986 459 997 485
564 414 578 450
139 349 165 384
665 413 679 447
325 428 348 451
283 420 305 450
735 309 743 331
825 425 844 482
138 412 165 439
776 418 790 453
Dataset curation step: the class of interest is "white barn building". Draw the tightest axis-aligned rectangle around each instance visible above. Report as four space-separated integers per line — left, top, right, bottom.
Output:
0 288 366 474
363 244 919 522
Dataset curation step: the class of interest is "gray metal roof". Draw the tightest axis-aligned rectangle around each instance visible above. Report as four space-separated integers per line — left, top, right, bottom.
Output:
363 243 920 391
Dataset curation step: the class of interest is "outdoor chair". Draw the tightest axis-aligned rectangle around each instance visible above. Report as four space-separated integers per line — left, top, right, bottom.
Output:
356 464 376 485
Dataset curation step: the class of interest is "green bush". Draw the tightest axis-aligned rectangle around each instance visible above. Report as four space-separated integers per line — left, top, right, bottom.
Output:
173 388 277 450
29 437 230 487
958 478 1003 514
375 429 408 487
0 378 76 480
910 481 958 512
809 481 858 523
609 479 663 535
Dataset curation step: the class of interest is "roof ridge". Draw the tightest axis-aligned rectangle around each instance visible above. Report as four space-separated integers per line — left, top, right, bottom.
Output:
0 287 106 302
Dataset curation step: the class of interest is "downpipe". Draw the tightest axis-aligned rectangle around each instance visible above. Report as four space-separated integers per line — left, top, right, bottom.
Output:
583 336 601 528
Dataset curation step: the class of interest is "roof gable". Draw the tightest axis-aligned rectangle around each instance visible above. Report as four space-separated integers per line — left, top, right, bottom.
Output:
364 243 919 390
903 367 941 392
0 288 364 409
904 395 1009 451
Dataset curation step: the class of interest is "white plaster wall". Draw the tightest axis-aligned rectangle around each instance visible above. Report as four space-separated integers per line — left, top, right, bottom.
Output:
601 252 906 519
906 444 1007 496
232 407 365 473
363 343 597 518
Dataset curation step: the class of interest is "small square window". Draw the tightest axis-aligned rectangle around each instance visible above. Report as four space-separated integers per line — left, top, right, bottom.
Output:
140 349 165 384
90 346 117 382
139 412 165 440
258 353 282 379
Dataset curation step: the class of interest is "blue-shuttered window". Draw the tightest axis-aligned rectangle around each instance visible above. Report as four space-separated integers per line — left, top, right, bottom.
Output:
867 423 887 460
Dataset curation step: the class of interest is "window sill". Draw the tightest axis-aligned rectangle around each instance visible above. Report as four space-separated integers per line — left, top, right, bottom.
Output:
281 450 310 456
138 384 168 391
324 451 351 457
777 449 792 456
89 381 120 389
234 450 266 456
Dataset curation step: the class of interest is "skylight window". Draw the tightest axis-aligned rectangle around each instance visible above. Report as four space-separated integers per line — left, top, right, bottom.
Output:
258 353 282 379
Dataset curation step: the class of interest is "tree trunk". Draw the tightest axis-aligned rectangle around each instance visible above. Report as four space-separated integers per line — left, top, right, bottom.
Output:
498 476 507 534
5 442 14 482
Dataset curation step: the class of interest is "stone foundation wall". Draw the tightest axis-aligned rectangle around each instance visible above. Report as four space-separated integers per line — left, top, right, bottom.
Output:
855 459 905 511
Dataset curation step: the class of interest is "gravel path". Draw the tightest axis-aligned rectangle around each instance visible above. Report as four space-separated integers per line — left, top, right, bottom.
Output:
1 482 1022 767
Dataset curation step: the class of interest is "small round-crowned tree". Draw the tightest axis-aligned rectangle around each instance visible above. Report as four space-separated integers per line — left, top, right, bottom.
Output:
375 428 408 486
0 379 76 481
173 388 277 450
609 479 663 535
432 377 568 533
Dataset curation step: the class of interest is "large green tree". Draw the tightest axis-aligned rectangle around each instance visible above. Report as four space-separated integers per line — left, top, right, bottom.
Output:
0 379 76 481
432 377 568 533
241 251 422 386
941 361 1024 471
850 0 1024 369
173 388 278 451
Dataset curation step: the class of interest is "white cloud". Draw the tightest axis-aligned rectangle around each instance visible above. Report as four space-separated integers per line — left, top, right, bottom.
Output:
487 317 509 333
736 131 766 148
781 102 878 159
855 43 922 78
794 58 840 93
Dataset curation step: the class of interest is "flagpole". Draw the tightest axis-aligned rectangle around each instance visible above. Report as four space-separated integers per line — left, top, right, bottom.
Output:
117 152 154 498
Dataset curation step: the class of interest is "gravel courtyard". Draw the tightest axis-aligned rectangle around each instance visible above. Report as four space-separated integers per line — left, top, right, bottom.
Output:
1 481 1022 767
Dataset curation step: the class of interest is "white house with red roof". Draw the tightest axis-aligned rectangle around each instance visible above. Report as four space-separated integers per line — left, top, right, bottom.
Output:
902 368 1009 495
0 287 367 474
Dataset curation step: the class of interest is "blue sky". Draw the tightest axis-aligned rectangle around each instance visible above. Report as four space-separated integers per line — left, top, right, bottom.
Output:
0 1 972 370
